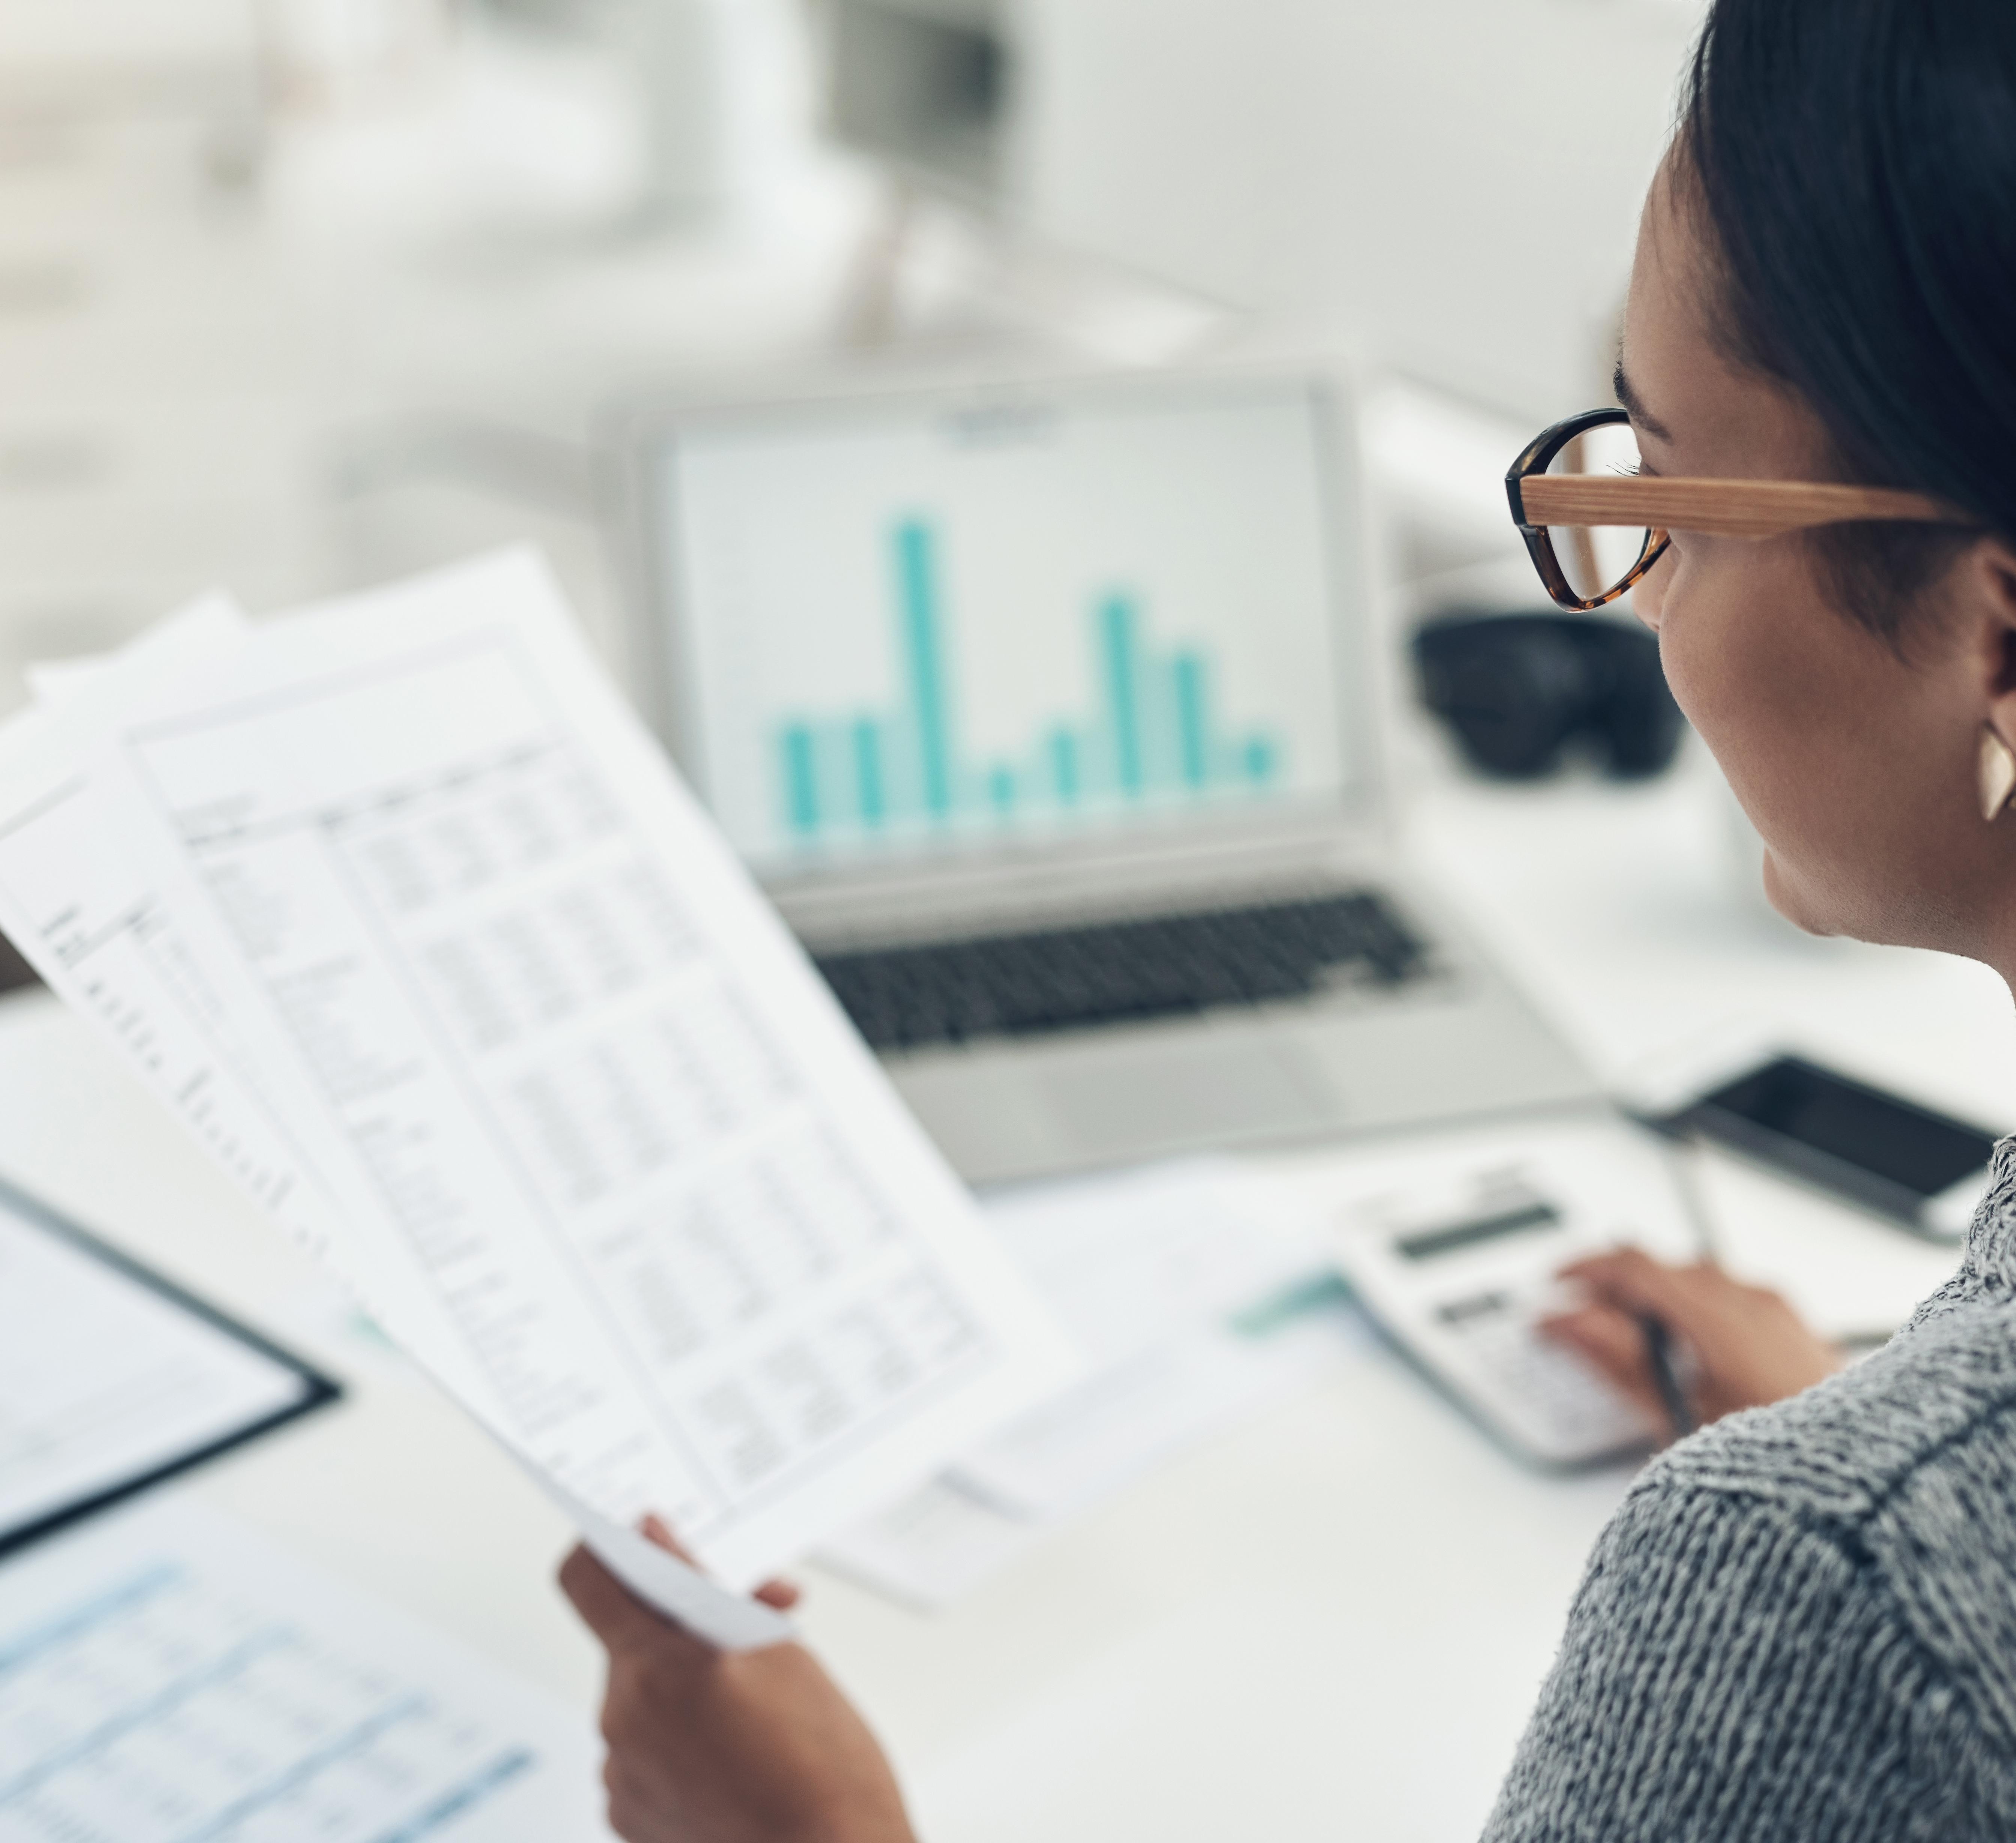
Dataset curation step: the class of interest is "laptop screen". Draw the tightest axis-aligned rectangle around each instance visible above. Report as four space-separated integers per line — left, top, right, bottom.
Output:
653 376 1355 874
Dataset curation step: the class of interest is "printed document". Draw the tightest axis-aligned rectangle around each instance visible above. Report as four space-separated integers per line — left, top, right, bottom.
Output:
0 553 1071 1625
0 1491 612 1841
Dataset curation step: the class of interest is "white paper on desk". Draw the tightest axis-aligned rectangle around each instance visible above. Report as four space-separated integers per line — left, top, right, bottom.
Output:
950 1159 1351 1519
820 1160 1364 1604
0 1491 615 1839
813 1474 1037 1610
0 551 1073 1613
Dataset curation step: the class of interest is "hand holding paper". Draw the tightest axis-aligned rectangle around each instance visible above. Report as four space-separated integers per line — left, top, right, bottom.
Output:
0 550 1074 1651
525 1464 796 1651
559 1532 918 1843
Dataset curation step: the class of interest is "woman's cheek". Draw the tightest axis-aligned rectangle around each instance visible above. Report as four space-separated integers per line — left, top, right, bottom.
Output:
1630 544 1677 633
1651 547 1777 802
1645 550 1718 732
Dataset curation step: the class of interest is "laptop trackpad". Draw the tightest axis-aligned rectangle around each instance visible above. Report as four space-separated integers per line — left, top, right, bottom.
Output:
1040 1037 1337 1156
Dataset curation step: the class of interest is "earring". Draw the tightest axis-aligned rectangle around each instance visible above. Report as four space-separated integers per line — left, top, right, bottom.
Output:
1980 725 2016 822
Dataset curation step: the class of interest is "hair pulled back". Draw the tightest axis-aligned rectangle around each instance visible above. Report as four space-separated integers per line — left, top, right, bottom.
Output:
1683 0 2016 640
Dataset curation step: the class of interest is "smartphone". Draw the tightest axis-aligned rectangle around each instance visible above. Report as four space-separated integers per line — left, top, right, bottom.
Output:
1641 1049 1999 1241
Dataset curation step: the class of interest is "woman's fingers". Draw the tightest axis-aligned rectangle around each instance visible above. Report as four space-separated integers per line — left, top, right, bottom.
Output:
1557 1246 1844 1422
1559 1246 1691 1309
639 1513 699 1564
640 1512 803 1611
558 1544 672 1655
1539 1304 1668 1426
1559 1248 1728 1345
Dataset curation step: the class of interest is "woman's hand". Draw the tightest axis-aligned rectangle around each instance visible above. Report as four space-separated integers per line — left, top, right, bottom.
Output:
558 1517 917 1843
1541 1247 1845 1437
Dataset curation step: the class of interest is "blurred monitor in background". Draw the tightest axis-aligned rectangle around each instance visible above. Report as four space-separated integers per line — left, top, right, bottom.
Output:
819 0 1705 418
823 0 1010 202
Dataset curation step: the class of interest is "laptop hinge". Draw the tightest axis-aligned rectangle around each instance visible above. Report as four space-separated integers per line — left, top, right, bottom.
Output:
769 814 1391 949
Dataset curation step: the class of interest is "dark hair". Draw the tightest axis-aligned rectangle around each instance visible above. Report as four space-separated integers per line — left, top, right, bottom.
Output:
1682 0 2016 644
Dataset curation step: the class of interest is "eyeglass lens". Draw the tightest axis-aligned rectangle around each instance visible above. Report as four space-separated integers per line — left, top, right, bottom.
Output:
1542 421 1653 604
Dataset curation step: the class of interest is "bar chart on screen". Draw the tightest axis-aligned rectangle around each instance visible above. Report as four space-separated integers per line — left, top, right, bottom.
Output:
772 516 1287 845
663 381 1349 868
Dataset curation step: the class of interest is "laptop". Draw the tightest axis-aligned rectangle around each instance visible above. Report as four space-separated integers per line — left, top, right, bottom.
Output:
618 365 1598 1185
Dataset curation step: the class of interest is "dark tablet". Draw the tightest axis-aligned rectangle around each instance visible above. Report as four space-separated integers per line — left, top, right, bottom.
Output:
0 1172 339 1558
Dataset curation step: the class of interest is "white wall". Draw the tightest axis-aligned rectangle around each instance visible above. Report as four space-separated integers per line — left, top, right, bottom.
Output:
1014 0 1702 419
0 0 258 74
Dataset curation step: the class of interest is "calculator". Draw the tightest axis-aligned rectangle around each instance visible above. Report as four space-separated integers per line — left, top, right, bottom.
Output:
1330 1117 1702 1467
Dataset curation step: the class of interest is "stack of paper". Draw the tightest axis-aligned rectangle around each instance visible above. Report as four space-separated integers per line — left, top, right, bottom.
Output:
0 552 1072 1646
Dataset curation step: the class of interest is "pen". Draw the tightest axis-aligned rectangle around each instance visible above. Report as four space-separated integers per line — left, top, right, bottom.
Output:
1656 1128 1721 1266
1639 1312 1696 1439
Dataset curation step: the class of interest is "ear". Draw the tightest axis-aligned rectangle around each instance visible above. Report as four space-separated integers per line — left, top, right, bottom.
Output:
1968 540 2016 749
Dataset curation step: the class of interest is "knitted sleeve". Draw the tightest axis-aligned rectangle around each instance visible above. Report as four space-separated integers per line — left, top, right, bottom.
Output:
1479 1481 1983 1843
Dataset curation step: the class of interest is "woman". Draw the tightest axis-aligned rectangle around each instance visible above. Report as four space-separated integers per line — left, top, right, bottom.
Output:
559 0 2016 1834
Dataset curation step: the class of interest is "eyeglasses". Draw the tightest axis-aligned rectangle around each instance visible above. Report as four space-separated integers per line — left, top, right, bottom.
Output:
1506 406 1969 613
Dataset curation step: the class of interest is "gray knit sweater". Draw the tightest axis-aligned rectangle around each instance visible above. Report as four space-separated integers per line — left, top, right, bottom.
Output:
1482 1137 2016 1841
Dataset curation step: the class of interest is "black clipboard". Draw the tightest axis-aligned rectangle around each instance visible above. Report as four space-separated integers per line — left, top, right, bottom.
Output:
0 1172 341 1560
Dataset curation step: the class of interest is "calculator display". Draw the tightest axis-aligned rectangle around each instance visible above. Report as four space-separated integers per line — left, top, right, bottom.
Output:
1395 1198 1560 1262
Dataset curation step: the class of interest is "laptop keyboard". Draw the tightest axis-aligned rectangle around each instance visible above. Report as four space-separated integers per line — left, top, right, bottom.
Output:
813 889 1431 1052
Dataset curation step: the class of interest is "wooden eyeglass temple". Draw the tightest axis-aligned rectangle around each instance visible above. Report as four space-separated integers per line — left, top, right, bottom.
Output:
1517 474 1965 540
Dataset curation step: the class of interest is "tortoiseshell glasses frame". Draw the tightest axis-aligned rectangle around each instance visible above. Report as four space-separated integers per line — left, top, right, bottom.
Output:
1506 406 1970 614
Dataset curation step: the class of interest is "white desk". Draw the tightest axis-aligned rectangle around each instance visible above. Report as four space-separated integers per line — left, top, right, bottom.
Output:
0 744 2001 1843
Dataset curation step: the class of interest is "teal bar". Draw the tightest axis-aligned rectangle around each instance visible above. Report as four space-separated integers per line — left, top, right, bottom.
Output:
880 716 921 821
1173 652 1209 789
1049 726 1080 805
853 718 886 827
781 723 818 835
818 722 861 827
895 520 954 820
778 529 1280 837
1098 594 1143 796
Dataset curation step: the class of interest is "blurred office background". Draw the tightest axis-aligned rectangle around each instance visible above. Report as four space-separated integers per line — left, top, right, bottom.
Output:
0 0 1700 707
